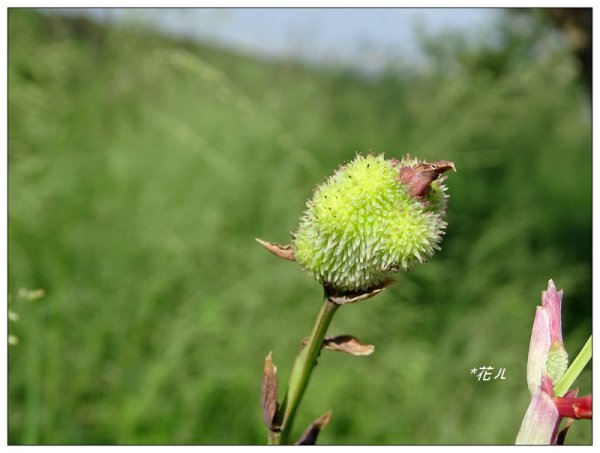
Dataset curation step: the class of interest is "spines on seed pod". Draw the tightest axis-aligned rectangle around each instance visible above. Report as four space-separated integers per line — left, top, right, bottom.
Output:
293 153 455 292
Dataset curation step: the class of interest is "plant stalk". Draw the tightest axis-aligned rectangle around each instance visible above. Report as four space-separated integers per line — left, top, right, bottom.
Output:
553 335 592 397
272 294 339 445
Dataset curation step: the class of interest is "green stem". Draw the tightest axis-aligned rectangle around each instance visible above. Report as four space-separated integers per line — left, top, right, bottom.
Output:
274 295 339 445
553 335 592 397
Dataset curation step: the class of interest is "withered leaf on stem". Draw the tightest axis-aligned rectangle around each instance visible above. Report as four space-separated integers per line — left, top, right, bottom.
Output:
261 351 280 431
255 238 295 261
295 410 333 445
325 279 396 305
300 335 375 356
323 335 375 356
556 418 574 445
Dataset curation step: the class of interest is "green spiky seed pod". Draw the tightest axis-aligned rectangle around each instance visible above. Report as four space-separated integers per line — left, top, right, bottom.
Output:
293 153 454 292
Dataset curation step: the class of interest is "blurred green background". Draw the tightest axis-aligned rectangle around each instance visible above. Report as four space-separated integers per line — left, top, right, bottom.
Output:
8 8 592 445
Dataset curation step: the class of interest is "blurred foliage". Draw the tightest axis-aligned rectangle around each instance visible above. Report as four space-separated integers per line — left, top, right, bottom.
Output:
8 9 591 445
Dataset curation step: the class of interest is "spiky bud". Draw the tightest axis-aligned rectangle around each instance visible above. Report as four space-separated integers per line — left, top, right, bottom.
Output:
293 153 454 292
546 344 569 383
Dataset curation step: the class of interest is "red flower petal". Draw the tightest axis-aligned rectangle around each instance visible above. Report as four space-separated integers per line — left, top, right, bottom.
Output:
553 394 592 419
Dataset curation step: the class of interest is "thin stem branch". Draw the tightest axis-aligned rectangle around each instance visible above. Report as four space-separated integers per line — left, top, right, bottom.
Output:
267 429 278 445
553 335 592 397
274 294 339 445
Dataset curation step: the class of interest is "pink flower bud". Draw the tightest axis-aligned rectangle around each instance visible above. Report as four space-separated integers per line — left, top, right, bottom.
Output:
516 280 591 444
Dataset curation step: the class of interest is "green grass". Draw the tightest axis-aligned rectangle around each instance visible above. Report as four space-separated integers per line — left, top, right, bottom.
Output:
8 10 591 444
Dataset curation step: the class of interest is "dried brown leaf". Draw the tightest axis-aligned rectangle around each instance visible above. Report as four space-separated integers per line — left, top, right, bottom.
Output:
556 418 574 445
323 335 375 356
255 238 295 261
325 279 396 305
295 410 333 445
300 335 375 356
261 351 280 431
